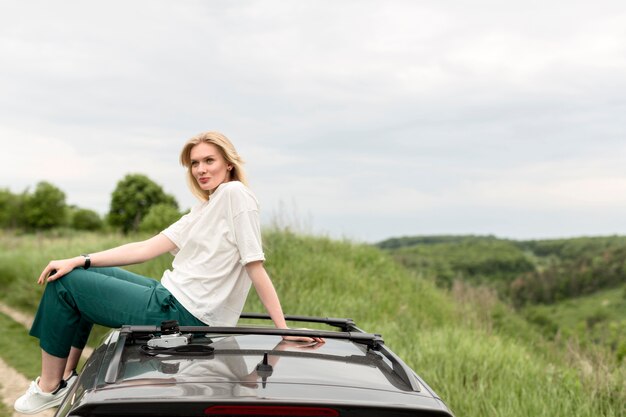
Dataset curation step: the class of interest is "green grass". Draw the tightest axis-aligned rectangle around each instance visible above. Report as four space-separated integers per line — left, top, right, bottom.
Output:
0 313 43 416
524 286 626 328
247 230 454 330
0 229 624 417
0 230 173 312
522 285 626 361
0 312 42 379
405 326 624 417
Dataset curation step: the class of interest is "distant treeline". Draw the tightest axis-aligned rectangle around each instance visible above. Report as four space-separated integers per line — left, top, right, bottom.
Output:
0 174 183 234
513 237 626 306
377 234 504 249
377 235 626 307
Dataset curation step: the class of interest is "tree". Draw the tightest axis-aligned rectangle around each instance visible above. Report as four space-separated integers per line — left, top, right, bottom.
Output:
139 203 182 233
108 174 178 233
71 208 103 231
21 182 67 230
0 188 21 229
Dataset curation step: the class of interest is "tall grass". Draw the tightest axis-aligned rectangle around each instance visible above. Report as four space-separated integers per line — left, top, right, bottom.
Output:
0 313 42 379
0 229 623 417
405 327 600 416
0 230 172 311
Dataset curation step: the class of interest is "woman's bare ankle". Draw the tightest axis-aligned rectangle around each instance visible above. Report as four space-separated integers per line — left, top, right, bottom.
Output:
37 377 62 393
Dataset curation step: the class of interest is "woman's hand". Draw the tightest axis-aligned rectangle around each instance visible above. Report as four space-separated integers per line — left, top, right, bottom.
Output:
37 257 83 285
281 328 325 345
282 334 325 345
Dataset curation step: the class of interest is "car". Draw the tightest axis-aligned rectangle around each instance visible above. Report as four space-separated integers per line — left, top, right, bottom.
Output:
55 314 454 417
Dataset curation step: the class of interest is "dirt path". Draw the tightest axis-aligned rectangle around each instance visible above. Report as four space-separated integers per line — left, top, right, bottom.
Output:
0 303 33 329
0 358 54 417
0 302 92 417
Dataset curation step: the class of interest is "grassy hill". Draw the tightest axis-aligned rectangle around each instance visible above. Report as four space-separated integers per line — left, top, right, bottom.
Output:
376 234 626 364
522 286 626 360
0 230 624 416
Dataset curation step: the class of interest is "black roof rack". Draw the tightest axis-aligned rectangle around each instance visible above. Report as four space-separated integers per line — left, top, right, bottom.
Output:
103 326 132 385
119 325 383 348
103 313 422 392
240 313 358 331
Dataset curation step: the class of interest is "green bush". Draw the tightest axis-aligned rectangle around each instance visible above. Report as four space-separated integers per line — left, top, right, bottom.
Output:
139 203 181 233
108 174 178 233
19 182 67 230
71 208 103 231
0 188 22 228
510 245 626 306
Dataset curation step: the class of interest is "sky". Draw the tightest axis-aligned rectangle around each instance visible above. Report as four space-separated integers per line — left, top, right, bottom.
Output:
1 0 625 243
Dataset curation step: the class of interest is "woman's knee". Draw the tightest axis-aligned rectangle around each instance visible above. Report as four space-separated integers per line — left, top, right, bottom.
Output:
45 268 92 298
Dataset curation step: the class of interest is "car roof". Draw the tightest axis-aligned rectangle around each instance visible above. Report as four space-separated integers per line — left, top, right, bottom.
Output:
67 315 453 416
119 334 413 391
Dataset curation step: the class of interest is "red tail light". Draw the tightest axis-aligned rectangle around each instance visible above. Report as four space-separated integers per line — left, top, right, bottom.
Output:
204 405 339 416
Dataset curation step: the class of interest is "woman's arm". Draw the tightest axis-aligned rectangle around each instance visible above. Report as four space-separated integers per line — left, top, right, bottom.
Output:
245 261 288 328
245 261 323 343
38 234 177 284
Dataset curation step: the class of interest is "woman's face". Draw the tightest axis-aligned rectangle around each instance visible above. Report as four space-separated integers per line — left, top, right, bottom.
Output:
189 142 232 192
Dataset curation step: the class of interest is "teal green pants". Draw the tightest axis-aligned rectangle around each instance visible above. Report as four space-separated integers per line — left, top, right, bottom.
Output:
30 267 205 358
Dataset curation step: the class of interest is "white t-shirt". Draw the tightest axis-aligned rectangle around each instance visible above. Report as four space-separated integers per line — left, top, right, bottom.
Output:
160 181 265 326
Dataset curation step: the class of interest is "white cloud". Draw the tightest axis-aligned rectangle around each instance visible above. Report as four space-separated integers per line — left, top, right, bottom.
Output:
0 127 90 184
442 153 626 209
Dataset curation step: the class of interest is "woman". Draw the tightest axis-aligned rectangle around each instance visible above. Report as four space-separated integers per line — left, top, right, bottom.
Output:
15 131 321 414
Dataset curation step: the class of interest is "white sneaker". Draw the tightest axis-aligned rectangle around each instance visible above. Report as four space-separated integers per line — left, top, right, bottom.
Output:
14 377 69 414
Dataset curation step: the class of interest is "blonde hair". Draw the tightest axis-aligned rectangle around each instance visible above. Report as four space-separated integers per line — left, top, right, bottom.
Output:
180 131 248 201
